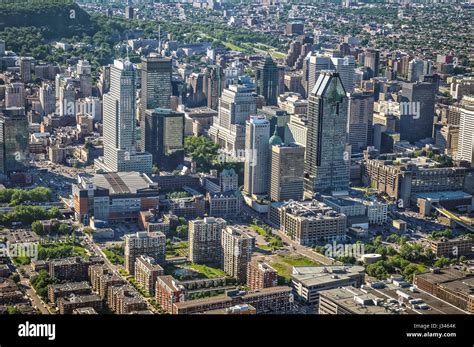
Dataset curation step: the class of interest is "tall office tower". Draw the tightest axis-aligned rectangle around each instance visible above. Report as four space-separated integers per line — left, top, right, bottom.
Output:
269 141 305 202
400 78 436 144
124 231 166 275
208 84 256 156
140 54 172 120
96 59 152 174
206 65 225 111
187 72 206 107
188 217 226 264
58 80 76 116
0 40 5 56
221 226 254 283
307 53 355 94
125 6 134 19
19 57 33 82
243 116 270 197
0 107 29 174
256 56 280 106
99 64 111 96
457 96 474 164
347 92 374 153
304 72 350 196
364 49 380 78
142 108 184 171
39 83 56 116
77 60 92 97
5 82 25 108
407 58 425 82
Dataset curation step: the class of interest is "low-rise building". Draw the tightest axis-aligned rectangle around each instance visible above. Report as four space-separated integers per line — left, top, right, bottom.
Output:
58 294 103 314
155 276 186 314
49 256 103 281
48 281 92 305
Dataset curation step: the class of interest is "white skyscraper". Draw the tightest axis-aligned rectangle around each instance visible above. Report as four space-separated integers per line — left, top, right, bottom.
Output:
457 96 474 164
244 115 270 196
307 52 355 94
95 59 152 174
77 60 92 97
39 83 56 116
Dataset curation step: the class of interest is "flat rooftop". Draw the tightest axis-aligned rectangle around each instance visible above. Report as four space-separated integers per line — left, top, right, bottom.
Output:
92 172 157 194
415 190 472 201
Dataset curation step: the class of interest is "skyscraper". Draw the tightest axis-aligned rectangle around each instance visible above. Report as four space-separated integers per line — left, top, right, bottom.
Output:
19 57 33 82
188 217 226 264
307 53 355 94
221 226 254 283
304 72 350 196
140 54 172 120
457 95 474 164
0 107 29 174
39 83 56 116
208 84 256 156
95 59 152 174
58 80 76 116
206 65 225 111
256 56 280 106
244 116 270 197
142 108 184 171
347 92 374 153
400 78 437 144
270 141 305 202
5 82 25 108
364 49 380 78
77 60 92 97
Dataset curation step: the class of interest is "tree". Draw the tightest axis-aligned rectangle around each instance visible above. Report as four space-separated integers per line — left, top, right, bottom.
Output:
31 221 44 235
184 136 220 172
434 256 450 268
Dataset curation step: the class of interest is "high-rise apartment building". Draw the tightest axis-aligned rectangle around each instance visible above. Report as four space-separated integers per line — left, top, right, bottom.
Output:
124 231 166 275
221 227 254 283
188 217 226 264
247 260 278 291
95 59 152 174
142 108 184 171
304 72 350 196
243 116 270 196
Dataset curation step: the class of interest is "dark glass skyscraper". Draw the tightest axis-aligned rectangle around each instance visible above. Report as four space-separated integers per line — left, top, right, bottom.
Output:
0 107 29 174
304 72 349 196
142 108 184 171
256 56 279 106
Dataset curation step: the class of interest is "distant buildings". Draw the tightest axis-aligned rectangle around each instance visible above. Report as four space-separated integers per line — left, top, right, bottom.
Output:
188 217 226 264
124 231 166 275
221 227 254 283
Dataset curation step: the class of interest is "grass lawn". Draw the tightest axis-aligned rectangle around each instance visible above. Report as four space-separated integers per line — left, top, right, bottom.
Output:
251 223 267 236
184 263 226 279
269 255 321 283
